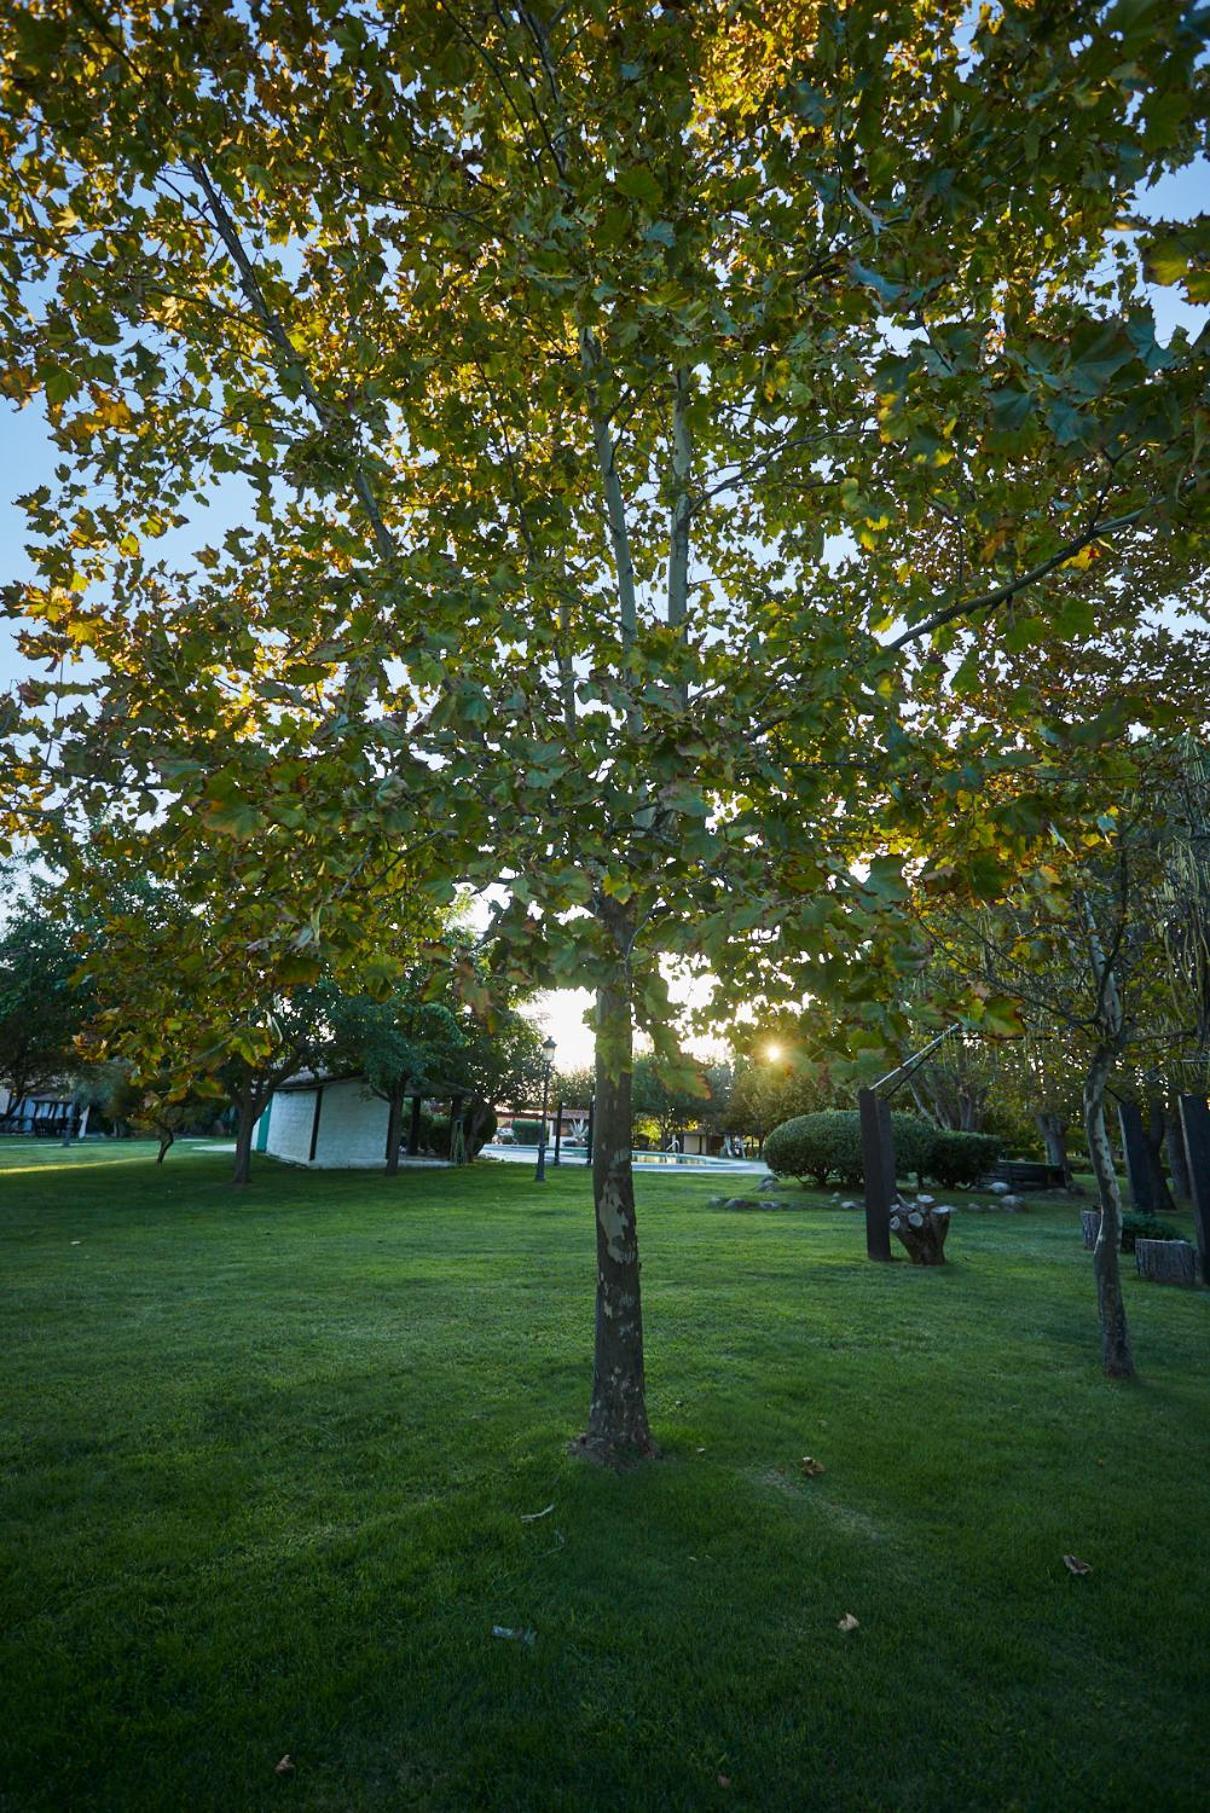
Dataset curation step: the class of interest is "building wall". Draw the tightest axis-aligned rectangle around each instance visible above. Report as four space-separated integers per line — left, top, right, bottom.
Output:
259 1088 316 1165
258 1078 391 1169
313 1079 391 1168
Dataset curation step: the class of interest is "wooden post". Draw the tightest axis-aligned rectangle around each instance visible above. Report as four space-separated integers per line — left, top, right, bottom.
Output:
860 1087 895 1263
449 1096 464 1165
407 1093 422 1158
1178 1094 1210 1285
1117 1101 1156 1214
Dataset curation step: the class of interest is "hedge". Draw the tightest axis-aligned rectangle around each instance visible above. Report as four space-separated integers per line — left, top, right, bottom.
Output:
763 1111 1004 1191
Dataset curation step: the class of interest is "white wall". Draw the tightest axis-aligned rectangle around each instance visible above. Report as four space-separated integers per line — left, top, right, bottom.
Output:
260 1088 316 1165
258 1078 392 1168
313 1079 391 1168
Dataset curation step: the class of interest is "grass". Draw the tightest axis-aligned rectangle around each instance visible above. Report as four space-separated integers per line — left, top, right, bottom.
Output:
2 1141 1207 1812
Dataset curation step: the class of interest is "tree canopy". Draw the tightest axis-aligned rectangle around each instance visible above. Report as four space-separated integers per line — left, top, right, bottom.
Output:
1 0 1206 1444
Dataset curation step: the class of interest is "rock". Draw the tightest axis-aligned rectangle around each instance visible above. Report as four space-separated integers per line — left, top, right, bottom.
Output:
841 1199 859 1210
1001 1194 1021 1210
916 1193 936 1207
758 1175 779 1189
990 1180 1010 1195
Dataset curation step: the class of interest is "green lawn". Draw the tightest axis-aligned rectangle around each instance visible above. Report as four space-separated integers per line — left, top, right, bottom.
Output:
2 1142 1207 1811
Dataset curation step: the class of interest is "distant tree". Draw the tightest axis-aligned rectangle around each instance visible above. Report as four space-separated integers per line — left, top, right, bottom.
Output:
0 869 91 1109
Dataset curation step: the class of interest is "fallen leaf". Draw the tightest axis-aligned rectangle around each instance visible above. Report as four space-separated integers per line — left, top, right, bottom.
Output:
696 1446 706 1454
491 1624 537 1645
520 1503 555 1522
718 1775 732 1788
800 1456 826 1478
837 1612 860 1632
1062 1554 1092 1576
274 1755 295 1774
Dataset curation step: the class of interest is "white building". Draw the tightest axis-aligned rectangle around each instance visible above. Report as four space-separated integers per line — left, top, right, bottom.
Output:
254 1074 451 1169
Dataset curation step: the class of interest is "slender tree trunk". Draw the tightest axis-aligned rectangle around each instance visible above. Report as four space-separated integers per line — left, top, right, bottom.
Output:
1167 1106 1192 1201
577 968 656 1463
1083 1051 1135 1380
385 1082 405 1177
232 1093 257 1187
155 1128 173 1164
1144 1090 1177 1215
1036 1111 1074 1188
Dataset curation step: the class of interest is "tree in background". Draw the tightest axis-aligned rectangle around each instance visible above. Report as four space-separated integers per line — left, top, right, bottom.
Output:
2 3 1206 1453
916 740 1210 1380
0 865 93 1112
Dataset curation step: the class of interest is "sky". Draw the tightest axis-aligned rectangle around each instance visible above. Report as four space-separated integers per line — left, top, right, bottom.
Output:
1 149 1205 1069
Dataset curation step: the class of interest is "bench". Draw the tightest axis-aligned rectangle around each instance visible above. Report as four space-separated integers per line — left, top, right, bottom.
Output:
992 1160 1067 1193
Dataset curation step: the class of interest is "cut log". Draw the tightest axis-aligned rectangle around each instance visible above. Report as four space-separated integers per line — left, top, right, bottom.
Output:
889 1202 951 1265
1080 1209 1101 1250
1134 1239 1197 1287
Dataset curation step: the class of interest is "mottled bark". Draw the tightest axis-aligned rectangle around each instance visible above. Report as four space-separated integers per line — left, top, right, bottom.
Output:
576 970 656 1464
1083 1052 1135 1380
1035 1111 1074 1188
1167 1109 1192 1201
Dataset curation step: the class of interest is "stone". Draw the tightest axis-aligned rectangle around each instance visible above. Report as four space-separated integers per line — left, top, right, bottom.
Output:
990 1180 1010 1195
916 1193 936 1207
1001 1194 1021 1210
841 1199 859 1210
759 1175 780 1189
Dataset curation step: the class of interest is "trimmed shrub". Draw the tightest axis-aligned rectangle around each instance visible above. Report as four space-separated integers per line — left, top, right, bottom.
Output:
889 1113 938 1187
762 1110 997 1191
511 1118 543 1145
928 1130 1004 1189
764 1112 862 1186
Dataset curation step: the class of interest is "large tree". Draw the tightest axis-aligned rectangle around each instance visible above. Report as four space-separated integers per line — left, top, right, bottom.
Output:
2 2 1206 1453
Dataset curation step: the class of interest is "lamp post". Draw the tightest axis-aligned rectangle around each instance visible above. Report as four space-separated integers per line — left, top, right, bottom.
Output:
535 1036 557 1183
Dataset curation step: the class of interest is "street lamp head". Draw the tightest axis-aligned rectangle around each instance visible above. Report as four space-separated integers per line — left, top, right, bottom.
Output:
542 1036 557 1055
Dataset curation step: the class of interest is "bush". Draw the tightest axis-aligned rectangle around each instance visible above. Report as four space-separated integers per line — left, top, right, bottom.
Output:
1120 1214 1184 1253
415 1110 451 1158
763 1110 997 1191
889 1113 938 1187
764 1111 861 1186
928 1130 1004 1190
495 1126 515 1144
511 1118 543 1145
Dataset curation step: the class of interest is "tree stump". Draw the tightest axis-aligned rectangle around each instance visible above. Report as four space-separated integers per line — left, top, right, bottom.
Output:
889 1202 951 1265
1135 1239 1197 1287
1080 1209 1101 1250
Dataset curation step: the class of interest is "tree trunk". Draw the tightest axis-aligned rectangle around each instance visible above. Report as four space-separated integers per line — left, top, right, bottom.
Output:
576 969 656 1464
1167 1107 1192 1201
1144 1090 1177 1215
385 1083 405 1177
1036 1111 1073 1189
1083 1053 1135 1380
155 1128 173 1164
232 1093 257 1187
